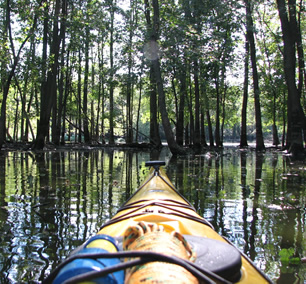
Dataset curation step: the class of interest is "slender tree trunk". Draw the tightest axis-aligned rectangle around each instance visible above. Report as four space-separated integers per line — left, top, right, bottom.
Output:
61 50 71 144
97 39 106 143
244 0 265 151
282 91 286 147
206 109 214 147
188 79 194 147
272 91 280 146
109 2 115 145
240 35 249 148
34 0 61 150
200 109 207 147
215 77 221 147
194 59 201 149
135 74 143 143
277 0 305 156
149 0 185 155
77 50 82 143
20 46 31 142
176 67 186 146
54 0 67 146
0 0 39 148
13 98 19 140
185 123 189 146
220 86 227 146
149 67 161 147
83 13 90 143
126 0 135 144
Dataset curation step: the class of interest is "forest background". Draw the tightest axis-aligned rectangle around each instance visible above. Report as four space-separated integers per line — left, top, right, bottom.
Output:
0 0 305 156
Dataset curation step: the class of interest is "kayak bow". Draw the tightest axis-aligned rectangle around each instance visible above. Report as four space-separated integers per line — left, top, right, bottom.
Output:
44 161 272 284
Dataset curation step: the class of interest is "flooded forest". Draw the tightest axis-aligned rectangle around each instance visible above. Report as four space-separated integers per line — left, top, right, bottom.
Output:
0 0 305 156
0 0 305 283
0 149 304 283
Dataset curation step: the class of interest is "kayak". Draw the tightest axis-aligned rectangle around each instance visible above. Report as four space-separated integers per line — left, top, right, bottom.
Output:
44 161 272 284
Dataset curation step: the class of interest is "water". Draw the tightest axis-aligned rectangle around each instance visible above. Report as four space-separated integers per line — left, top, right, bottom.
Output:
0 148 304 283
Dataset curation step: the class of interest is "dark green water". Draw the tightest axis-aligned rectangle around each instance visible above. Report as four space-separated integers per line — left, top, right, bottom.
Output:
0 148 304 283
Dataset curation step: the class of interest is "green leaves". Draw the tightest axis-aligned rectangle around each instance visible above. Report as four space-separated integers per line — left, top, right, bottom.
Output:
279 248 301 266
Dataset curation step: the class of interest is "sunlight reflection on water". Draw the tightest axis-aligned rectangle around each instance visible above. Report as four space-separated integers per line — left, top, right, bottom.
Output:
0 149 304 283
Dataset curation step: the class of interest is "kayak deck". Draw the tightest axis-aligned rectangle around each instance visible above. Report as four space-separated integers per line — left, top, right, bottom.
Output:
97 162 271 284
44 161 272 284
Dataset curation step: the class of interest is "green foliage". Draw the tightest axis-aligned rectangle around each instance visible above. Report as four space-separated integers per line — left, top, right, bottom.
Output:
1 0 301 145
279 248 301 266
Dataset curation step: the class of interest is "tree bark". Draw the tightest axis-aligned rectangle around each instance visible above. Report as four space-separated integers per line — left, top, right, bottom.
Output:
109 1 115 145
244 0 265 151
34 0 61 149
176 67 186 146
200 109 207 146
83 18 91 144
149 66 161 147
214 66 221 147
149 0 185 155
277 0 305 156
240 35 249 148
194 59 201 149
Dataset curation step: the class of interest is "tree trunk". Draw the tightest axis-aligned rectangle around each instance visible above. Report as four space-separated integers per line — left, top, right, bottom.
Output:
61 50 71 144
126 1 136 144
277 0 305 156
34 0 61 150
220 86 227 146
176 67 186 146
185 123 189 146
109 2 115 145
149 0 185 155
0 0 38 148
83 14 91 143
272 91 280 146
214 68 221 147
194 59 201 149
135 74 143 143
245 0 265 151
54 0 67 146
240 35 249 148
206 110 213 147
149 66 161 147
200 109 207 147
188 80 194 147
97 39 106 143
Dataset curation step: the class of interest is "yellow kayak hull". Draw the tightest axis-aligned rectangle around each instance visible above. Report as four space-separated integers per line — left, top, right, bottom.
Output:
98 166 271 284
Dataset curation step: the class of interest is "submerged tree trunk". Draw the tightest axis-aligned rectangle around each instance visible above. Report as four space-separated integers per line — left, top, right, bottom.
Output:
194 59 201 149
240 35 249 148
206 109 214 147
244 0 265 151
272 91 280 146
135 74 143 143
109 1 115 145
214 68 221 147
34 0 61 150
176 66 187 146
152 59 185 154
83 19 91 144
54 1 66 146
0 0 39 148
200 110 207 147
277 0 305 156
149 66 161 147
148 0 185 155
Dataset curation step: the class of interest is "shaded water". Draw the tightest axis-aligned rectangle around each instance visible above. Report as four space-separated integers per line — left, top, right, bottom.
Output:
0 148 304 283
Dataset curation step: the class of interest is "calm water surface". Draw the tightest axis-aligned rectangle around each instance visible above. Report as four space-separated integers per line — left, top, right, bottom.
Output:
0 148 304 283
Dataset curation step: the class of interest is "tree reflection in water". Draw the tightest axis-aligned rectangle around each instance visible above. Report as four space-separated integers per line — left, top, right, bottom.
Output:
0 149 304 283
